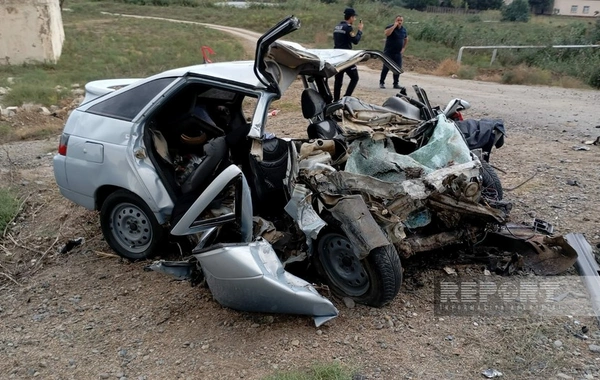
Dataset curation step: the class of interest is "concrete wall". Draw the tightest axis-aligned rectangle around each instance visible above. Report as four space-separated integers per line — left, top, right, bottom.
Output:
553 0 600 16
0 0 65 65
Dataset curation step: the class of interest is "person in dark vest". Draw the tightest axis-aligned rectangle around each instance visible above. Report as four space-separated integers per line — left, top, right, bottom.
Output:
379 15 408 89
332 7 363 102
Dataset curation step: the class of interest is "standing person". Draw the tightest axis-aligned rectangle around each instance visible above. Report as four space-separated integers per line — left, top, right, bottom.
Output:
379 15 408 89
332 7 364 102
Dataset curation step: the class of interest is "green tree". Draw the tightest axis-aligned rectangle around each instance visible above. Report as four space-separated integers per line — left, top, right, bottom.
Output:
465 0 503 10
528 0 552 14
401 0 438 11
592 17 600 43
501 0 531 21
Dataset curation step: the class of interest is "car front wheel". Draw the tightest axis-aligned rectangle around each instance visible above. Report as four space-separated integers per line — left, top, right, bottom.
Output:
100 190 163 261
314 230 403 308
481 161 503 201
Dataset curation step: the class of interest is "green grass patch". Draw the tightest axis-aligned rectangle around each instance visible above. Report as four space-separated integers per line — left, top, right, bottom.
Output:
264 362 356 380
0 187 20 233
0 123 17 143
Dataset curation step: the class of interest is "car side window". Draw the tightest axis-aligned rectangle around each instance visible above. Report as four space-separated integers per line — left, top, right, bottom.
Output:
87 78 175 121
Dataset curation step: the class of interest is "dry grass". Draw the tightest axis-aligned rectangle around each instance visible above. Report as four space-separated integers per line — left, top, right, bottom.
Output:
271 98 301 113
501 65 553 86
476 72 503 83
480 315 573 378
313 31 330 47
0 165 100 288
557 76 588 89
0 112 65 144
434 59 461 77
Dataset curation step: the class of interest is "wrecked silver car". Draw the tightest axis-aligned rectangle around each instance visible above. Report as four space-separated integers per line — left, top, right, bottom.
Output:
54 16 408 325
55 16 578 325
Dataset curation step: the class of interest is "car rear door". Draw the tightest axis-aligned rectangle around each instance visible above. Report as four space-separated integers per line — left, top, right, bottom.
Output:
64 77 178 216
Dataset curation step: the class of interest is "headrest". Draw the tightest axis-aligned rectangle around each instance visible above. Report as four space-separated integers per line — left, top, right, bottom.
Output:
301 88 326 119
181 132 207 146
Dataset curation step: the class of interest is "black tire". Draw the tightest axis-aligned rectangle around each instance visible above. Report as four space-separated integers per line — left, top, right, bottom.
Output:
481 161 503 201
314 231 403 307
100 190 164 261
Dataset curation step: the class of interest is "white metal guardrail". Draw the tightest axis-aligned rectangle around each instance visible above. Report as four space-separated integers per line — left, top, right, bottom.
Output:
457 45 600 65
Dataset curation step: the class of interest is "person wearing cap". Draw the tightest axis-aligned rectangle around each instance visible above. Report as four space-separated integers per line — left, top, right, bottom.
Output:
332 7 364 102
379 15 408 90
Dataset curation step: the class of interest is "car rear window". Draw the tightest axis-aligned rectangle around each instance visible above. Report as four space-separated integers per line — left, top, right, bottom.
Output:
87 77 175 121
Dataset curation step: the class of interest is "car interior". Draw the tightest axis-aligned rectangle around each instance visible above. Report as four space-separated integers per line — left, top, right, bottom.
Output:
143 83 254 222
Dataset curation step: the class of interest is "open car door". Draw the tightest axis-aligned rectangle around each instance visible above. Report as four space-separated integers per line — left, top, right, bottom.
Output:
254 16 301 97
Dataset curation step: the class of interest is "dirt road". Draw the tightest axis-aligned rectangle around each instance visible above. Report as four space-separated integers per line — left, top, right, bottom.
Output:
1 16 600 380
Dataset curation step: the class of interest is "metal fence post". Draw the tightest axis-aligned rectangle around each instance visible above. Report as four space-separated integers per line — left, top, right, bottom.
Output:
456 45 600 65
490 49 498 65
457 46 465 64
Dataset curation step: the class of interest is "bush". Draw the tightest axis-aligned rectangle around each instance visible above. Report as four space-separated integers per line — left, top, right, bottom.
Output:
501 64 552 85
434 58 461 76
592 18 600 44
466 0 503 10
501 0 530 22
589 67 600 89
0 123 14 143
458 65 477 79
401 0 437 11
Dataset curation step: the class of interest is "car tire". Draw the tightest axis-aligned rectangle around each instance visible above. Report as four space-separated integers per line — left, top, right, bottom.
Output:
313 230 403 308
481 161 503 201
100 190 164 261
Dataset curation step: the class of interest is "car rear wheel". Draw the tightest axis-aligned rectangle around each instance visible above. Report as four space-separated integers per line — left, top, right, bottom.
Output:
314 230 402 308
100 190 163 261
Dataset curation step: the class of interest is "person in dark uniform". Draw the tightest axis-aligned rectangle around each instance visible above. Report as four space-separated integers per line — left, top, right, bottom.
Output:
379 15 408 89
332 7 364 102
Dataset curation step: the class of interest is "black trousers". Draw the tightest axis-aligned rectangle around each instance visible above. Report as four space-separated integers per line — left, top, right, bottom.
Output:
333 64 359 102
380 52 402 85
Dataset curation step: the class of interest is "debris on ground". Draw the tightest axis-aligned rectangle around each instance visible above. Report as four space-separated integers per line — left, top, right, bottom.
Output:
482 368 503 378
58 237 84 254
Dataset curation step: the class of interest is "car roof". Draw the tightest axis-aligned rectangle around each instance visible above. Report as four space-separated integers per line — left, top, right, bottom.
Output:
151 60 266 90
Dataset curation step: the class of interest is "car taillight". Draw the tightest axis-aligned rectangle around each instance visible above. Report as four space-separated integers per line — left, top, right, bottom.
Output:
58 133 70 156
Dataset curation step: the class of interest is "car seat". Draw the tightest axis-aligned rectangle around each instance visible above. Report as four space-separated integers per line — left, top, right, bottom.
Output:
167 107 231 225
246 137 290 216
301 88 346 161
